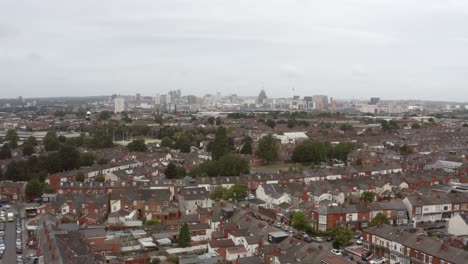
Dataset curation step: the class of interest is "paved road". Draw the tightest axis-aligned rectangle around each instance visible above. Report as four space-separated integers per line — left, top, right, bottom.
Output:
0 206 23 264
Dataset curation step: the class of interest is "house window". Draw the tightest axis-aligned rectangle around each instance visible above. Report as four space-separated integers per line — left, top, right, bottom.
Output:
462 204 466 210
428 256 433 264
164 201 168 206
424 207 429 212
416 207 422 214
443 206 448 211
171 225 174 229
387 211 391 218
454 204 459 211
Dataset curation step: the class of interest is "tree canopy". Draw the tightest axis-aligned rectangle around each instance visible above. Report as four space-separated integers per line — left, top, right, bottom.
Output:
211 126 230 160
368 212 390 227
127 139 147 152
240 136 253 155
291 211 309 231
292 140 329 163
210 183 248 202
257 134 278 163
332 228 352 249
189 154 249 177
43 131 61 151
360 191 376 203
178 223 191 248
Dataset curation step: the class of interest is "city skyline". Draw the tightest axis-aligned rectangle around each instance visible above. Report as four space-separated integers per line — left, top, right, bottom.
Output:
1 0 468 101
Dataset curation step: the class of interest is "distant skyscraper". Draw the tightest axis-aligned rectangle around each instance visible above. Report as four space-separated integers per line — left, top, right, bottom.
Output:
370 97 380 105
312 95 328 111
114 97 125 113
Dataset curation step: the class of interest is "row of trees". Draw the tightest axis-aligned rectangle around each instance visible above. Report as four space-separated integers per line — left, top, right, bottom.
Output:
291 140 355 164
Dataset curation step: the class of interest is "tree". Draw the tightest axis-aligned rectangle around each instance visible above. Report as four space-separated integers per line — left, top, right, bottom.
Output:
292 140 329 163
27 136 38 146
75 172 86 182
95 175 105 182
230 184 248 202
207 116 215 125
26 178 43 198
80 152 96 167
360 191 376 203
98 111 112 121
211 126 230 160
463 123 468 127
411 123 421 129
332 228 352 249
160 136 173 148
400 144 413 156
6 129 19 142
291 211 309 231
165 162 178 179
265 119 276 128
0 144 12 160
368 212 390 227
339 123 354 131
210 186 226 201
215 117 222 125
22 142 35 156
97 158 108 165
189 154 249 177
43 131 61 151
240 136 253 154
144 219 160 226
59 145 81 171
332 142 355 162
42 183 55 194
178 223 191 247
127 139 147 152
257 134 278 164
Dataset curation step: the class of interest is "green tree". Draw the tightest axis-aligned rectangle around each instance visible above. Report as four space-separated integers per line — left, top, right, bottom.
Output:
211 126 230 160
332 142 355 162
95 175 105 182
400 144 413 156
411 123 421 129
0 144 12 160
360 191 376 203
127 139 147 152
165 162 178 179
6 129 19 148
190 154 249 177
240 136 253 154
230 184 248 202
42 183 55 194
75 172 86 182
160 136 173 148
144 219 160 226
339 123 354 131
291 211 309 231
210 186 226 201
368 212 390 227
98 111 112 121
257 134 278 164
80 152 96 166
292 140 329 163
265 119 276 128
22 142 35 156
26 178 44 198
332 228 352 249
59 145 81 171
27 136 38 146
207 116 215 125
97 158 108 165
176 166 187 178
178 223 191 248
43 131 61 151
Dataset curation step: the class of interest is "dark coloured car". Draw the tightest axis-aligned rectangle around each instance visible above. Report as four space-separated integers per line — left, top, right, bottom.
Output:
362 251 373 261
342 251 354 260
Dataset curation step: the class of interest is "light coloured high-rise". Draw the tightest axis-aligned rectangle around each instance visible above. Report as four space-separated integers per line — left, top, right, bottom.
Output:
114 97 125 113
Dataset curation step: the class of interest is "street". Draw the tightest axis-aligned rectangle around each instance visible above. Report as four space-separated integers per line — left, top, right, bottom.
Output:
1 206 23 264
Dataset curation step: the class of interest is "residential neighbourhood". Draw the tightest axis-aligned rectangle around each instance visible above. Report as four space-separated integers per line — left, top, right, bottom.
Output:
0 95 467 264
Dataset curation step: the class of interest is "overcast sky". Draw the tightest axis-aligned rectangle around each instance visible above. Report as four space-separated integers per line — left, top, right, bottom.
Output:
1 0 468 101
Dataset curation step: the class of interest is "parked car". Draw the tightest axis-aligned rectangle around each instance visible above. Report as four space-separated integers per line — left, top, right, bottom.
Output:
311 236 324 243
330 248 342 255
369 257 386 264
354 232 362 239
342 251 354 260
356 239 363 245
273 222 282 228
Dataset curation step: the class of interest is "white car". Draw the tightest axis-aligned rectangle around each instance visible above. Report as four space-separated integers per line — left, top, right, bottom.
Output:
369 257 386 264
356 239 363 245
330 248 342 255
